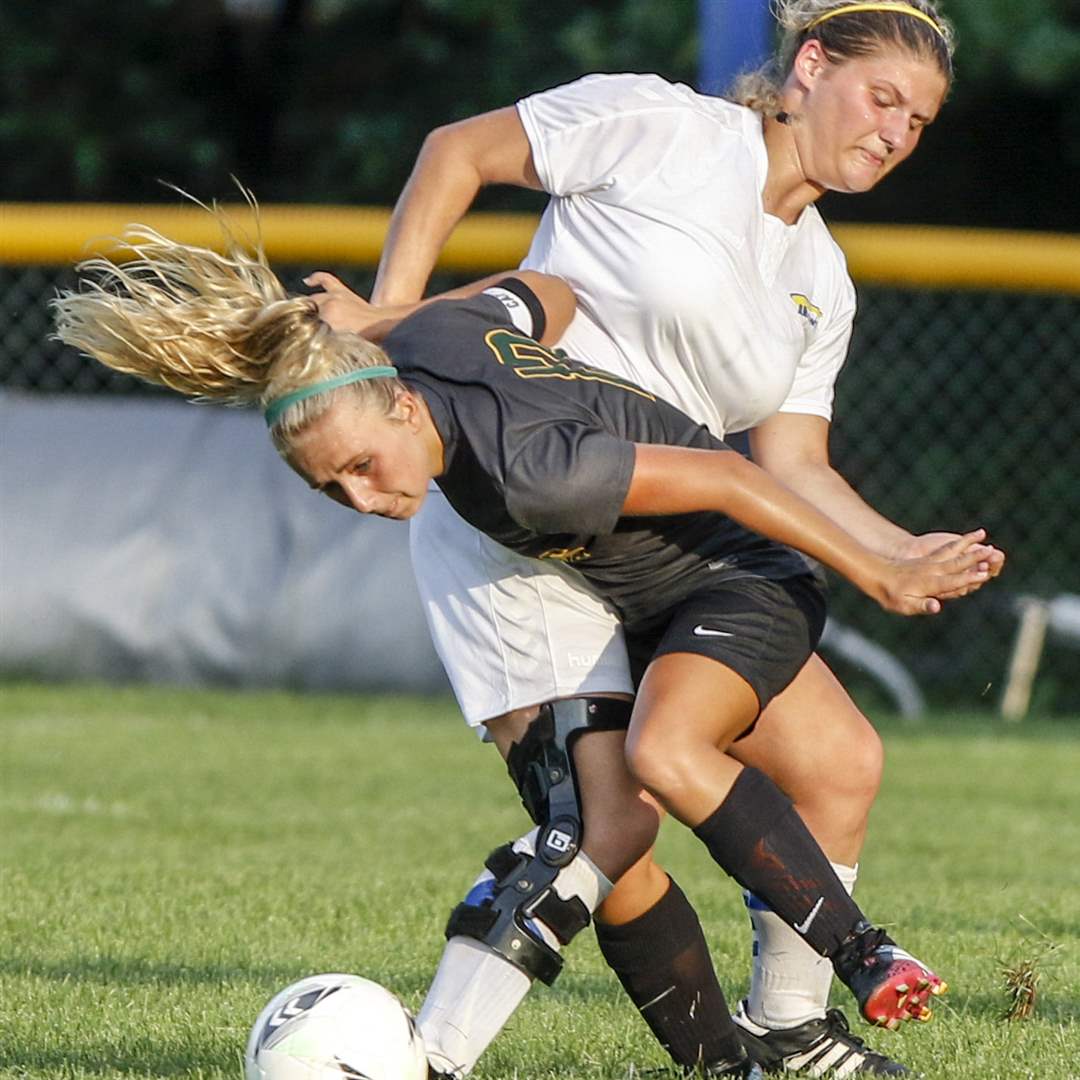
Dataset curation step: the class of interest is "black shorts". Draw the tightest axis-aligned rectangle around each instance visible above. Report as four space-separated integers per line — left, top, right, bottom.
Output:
626 572 827 714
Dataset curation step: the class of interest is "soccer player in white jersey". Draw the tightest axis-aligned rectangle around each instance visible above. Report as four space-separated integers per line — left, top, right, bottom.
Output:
315 2 988 1075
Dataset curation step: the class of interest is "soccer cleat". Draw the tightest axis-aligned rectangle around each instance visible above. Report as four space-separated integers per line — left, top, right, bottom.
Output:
833 923 947 1030
701 1056 766 1078
732 1001 911 1076
632 1054 764 1078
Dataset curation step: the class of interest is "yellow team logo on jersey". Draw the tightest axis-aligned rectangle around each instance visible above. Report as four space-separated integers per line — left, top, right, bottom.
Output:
484 329 656 400
790 293 823 328
538 546 591 564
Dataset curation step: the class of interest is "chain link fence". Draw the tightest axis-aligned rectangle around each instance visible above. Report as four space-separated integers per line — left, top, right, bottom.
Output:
832 286 1080 713
4 264 1079 712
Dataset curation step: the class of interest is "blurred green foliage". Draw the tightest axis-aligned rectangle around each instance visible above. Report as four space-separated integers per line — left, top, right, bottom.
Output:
2 0 1077 227
950 0 1080 90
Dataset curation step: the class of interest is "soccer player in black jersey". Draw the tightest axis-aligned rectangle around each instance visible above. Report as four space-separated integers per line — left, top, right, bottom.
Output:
54 230 999 1079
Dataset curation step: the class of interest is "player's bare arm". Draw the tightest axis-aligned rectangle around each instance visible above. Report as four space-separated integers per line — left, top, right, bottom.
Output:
372 107 541 306
750 412 922 553
307 269 575 347
750 412 1006 583
623 443 997 616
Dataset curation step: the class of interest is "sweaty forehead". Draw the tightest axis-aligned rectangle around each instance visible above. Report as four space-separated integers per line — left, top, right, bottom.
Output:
856 47 948 106
862 43 947 80
285 407 356 472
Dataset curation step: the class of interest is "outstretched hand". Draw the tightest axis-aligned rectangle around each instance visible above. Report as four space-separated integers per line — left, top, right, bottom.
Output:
876 529 1003 615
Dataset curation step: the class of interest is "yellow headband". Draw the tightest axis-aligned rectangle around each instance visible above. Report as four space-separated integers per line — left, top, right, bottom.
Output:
806 3 946 41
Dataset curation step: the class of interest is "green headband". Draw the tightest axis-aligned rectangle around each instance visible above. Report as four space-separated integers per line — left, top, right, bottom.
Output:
263 366 399 428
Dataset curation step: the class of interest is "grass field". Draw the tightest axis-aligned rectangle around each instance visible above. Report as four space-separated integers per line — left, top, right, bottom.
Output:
1 682 1078 1079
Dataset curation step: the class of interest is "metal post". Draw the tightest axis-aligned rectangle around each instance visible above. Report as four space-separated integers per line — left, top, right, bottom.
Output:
698 0 775 95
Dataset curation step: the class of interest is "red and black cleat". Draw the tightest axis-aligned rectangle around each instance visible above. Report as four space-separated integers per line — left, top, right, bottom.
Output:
834 922 948 1030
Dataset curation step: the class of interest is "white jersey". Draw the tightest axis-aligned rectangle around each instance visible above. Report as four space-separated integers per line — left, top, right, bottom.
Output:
517 72 856 439
412 73 859 725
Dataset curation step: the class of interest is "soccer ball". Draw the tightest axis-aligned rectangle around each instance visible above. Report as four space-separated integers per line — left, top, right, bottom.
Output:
244 973 428 1080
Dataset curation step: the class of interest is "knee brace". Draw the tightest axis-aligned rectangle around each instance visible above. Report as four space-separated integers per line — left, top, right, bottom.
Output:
505 696 631 829
444 698 628 984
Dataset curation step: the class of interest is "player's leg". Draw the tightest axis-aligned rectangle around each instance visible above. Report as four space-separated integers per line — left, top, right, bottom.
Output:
410 494 754 1074
423 701 758 1077
594 849 753 1073
568 716 752 1072
727 655 912 1074
559 722 757 1073
735 655 883 866
623 578 945 1035
560 733 755 1073
408 495 633 1075
420 700 663 1078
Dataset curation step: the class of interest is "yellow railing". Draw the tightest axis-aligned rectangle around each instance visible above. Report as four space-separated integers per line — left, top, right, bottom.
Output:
2 203 1078 294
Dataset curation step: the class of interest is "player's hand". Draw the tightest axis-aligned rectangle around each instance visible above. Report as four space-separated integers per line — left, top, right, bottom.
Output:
304 272 411 342
874 529 1001 615
894 531 1006 582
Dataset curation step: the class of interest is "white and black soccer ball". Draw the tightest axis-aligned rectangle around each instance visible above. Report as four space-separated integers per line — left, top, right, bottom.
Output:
244 973 428 1080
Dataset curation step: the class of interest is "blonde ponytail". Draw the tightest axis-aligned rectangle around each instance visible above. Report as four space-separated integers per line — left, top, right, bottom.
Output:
52 214 320 404
52 200 403 445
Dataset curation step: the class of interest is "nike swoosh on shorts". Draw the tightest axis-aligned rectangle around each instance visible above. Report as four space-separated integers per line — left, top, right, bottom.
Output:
692 625 735 638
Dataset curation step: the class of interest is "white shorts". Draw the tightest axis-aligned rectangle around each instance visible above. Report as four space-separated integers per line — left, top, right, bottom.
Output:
409 490 633 726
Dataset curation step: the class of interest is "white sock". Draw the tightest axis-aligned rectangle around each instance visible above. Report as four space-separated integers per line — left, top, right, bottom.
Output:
742 861 859 1030
418 830 612 1077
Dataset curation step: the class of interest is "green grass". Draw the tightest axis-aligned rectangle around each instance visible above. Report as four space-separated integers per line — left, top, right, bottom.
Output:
1 683 1078 1079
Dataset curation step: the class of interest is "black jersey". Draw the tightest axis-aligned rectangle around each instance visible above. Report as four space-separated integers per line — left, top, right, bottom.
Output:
382 281 815 633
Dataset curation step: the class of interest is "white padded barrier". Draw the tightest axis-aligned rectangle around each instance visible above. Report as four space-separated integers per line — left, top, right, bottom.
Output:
0 392 447 692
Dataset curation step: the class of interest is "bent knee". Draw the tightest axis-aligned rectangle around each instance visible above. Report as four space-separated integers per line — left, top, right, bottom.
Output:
833 716 884 800
797 713 884 808
857 721 885 789
623 731 697 805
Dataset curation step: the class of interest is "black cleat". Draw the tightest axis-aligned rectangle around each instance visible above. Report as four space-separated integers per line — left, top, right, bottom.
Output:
699 1054 765 1078
632 1053 764 1078
733 1002 911 1076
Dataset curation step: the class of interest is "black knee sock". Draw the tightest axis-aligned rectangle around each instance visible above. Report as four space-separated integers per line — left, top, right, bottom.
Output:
692 766 864 958
594 877 745 1069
